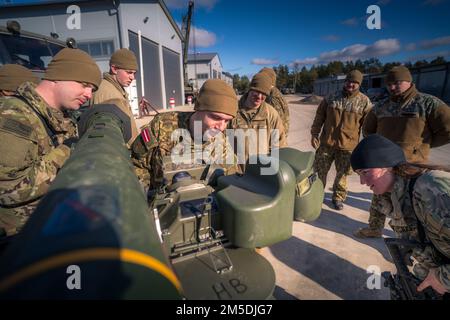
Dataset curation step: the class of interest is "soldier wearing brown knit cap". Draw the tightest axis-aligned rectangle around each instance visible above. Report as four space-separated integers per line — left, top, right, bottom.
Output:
311 69 372 211
0 64 39 97
230 72 287 172
0 48 101 236
94 48 139 146
355 64 450 239
131 79 240 191
258 67 291 138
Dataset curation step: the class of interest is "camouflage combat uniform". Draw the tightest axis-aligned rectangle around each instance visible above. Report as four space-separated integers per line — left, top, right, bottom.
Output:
131 111 239 191
363 84 450 233
311 89 371 202
266 87 290 138
93 73 139 145
391 170 450 291
0 82 77 236
230 97 287 172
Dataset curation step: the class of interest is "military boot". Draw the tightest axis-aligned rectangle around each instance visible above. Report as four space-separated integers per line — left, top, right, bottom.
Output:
353 227 382 238
332 200 344 211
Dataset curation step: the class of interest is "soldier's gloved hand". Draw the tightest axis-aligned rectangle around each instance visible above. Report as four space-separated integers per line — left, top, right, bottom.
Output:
62 137 79 149
311 136 320 149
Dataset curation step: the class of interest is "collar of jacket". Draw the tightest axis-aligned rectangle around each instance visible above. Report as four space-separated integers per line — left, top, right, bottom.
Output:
390 83 417 103
103 72 128 99
342 88 360 99
238 101 269 121
16 81 72 133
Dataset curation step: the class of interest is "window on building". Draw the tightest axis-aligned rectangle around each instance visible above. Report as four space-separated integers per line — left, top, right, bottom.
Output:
197 73 209 79
78 40 115 58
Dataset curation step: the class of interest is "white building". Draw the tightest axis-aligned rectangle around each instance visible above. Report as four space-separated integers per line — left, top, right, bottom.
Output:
0 0 184 112
222 71 233 87
187 52 233 91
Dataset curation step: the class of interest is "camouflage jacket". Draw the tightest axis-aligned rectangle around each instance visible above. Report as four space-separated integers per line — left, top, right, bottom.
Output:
311 89 372 151
390 170 450 290
131 111 239 190
93 73 139 145
0 82 76 235
231 99 287 171
363 84 450 162
266 87 290 137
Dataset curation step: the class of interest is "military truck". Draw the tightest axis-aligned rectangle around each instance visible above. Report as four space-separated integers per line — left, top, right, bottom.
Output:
0 20 73 75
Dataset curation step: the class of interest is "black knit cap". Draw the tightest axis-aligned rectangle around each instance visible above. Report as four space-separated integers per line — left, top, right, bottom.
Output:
351 134 406 171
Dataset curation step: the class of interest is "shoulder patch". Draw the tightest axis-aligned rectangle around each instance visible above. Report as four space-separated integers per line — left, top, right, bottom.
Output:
0 118 32 138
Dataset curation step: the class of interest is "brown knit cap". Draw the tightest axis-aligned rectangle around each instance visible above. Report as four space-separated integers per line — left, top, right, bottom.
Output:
385 65 412 83
194 79 238 117
43 48 101 89
0 64 39 91
258 67 276 86
110 48 138 71
346 70 363 85
249 73 273 96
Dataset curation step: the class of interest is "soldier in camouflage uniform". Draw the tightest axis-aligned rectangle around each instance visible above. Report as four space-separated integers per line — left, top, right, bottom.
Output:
93 48 139 146
258 67 290 137
131 79 240 191
230 72 287 172
311 70 372 210
0 48 101 236
355 66 450 238
351 134 450 296
0 64 38 97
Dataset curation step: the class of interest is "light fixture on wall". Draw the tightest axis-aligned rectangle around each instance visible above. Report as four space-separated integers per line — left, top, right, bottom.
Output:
143 17 149 23
171 34 175 39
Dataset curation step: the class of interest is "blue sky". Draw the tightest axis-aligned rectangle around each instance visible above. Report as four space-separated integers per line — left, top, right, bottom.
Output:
2 0 449 77
166 0 450 77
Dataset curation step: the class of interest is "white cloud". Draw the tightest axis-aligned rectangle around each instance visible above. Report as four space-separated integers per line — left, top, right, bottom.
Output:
420 36 450 49
322 35 340 42
165 0 219 10
405 43 417 51
188 26 217 48
290 58 319 67
423 0 446 6
405 35 450 52
291 39 401 66
407 50 450 62
341 18 359 26
251 58 279 66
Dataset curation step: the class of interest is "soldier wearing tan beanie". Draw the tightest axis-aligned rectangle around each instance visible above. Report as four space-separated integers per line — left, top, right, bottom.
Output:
93 48 139 146
131 79 240 190
257 67 291 138
356 65 450 239
0 48 101 236
311 69 372 211
0 64 39 96
230 72 287 172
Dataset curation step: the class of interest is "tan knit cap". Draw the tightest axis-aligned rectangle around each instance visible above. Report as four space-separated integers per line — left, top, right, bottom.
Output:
346 70 363 85
110 48 138 71
385 65 412 83
249 73 273 96
258 67 276 86
43 48 101 89
194 79 238 117
0 64 38 91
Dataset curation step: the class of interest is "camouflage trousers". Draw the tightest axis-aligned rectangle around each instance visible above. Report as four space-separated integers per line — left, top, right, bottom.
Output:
313 145 352 202
411 245 450 291
0 203 36 237
368 193 418 239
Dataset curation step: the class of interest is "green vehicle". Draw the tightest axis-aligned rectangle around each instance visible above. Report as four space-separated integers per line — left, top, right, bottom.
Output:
0 104 324 300
0 20 74 75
